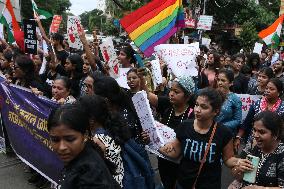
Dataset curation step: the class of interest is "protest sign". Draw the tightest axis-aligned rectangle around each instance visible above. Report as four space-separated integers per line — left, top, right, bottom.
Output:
0 76 63 184
23 19 37 54
67 16 83 50
184 36 189 44
99 37 117 63
0 24 4 39
154 44 199 77
115 68 130 89
185 18 196 28
202 37 211 48
150 59 163 89
197 15 213 30
236 94 261 121
99 37 120 78
253 42 263 55
132 91 176 160
49 15 62 34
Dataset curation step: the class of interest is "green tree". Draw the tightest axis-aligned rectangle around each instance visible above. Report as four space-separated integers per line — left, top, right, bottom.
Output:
238 21 259 52
20 0 72 33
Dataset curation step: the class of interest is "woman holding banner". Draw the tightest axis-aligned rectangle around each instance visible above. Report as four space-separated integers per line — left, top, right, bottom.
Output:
235 78 284 151
47 103 120 189
51 76 76 104
140 72 195 189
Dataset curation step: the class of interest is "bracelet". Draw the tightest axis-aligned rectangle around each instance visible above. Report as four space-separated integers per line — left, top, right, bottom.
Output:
235 135 242 140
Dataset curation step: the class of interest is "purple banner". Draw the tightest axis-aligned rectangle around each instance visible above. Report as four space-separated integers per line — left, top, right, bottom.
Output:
0 77 63 184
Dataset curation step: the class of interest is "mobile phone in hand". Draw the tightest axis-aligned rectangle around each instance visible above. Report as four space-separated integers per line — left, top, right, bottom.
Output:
243 155 260 183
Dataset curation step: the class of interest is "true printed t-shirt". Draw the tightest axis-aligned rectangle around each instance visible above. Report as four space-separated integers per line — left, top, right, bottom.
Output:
176 120 233 189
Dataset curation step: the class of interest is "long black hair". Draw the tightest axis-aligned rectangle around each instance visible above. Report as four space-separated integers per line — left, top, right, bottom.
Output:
47 103 117 174
78 95 131 145
93 76 137 113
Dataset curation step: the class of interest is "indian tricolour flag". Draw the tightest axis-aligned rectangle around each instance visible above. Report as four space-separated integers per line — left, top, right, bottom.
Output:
0 0 21 43
32 0 53 19
258 15 284 49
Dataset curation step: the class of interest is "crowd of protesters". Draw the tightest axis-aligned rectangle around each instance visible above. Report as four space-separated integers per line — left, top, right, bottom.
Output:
1 15 284 189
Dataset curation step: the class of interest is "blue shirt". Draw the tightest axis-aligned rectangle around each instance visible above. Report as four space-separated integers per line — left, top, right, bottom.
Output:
215 93 242 133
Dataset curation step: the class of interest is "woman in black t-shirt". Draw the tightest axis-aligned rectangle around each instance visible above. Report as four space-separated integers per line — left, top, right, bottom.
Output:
140 74 196 189
159 88 240 189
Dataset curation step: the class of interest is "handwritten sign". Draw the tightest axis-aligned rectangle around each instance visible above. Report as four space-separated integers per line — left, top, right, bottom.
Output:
99 37 120 78
49 15 62 34
197 15 213 30
24 19 37 54
185 18 196 28
253 42 263 55
67 16 83 50
150 59 163 89
132 91 176 149
115 68 130 89
154 44 199 77
236 94 261 121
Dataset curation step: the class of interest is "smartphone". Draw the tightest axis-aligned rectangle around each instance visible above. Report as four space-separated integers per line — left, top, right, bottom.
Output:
134 54 144 68
243 155 260 183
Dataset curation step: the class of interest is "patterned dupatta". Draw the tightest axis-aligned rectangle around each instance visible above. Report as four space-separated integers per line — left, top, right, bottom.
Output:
260 97 282 112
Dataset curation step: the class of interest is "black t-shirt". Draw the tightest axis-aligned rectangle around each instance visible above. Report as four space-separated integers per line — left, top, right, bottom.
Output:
157 96 194 132
176 120 233 189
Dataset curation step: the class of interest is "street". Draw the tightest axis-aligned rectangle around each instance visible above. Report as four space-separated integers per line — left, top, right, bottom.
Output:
0 152 233 189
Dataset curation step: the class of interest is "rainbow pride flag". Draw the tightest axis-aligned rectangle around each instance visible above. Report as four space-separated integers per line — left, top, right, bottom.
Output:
120 0 185 57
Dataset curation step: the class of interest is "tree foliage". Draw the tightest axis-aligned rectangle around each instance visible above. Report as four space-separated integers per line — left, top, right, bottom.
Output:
238 21 259 52
21 0 72 33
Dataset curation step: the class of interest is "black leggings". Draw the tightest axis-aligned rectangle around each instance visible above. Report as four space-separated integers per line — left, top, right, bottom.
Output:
158 157 179 189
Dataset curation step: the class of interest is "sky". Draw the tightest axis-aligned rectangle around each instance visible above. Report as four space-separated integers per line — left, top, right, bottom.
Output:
69 0 105 16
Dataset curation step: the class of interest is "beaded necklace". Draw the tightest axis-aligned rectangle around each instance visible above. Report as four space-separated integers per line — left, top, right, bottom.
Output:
166 106 189 126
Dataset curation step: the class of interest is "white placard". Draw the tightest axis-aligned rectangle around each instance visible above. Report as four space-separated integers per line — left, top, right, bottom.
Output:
99 37 117 63
67 16 83 50
150 59 163 89
184 36 189 44
197 15 213 30
253 42 263 55
115 68 130 89
132 91 176 151
236 94 261 121
0 24 4 39
99 37 120 78
202 37 211 48
154 44 199 77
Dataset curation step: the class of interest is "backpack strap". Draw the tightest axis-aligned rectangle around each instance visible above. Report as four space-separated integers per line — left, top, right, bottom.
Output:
192 122 217 189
